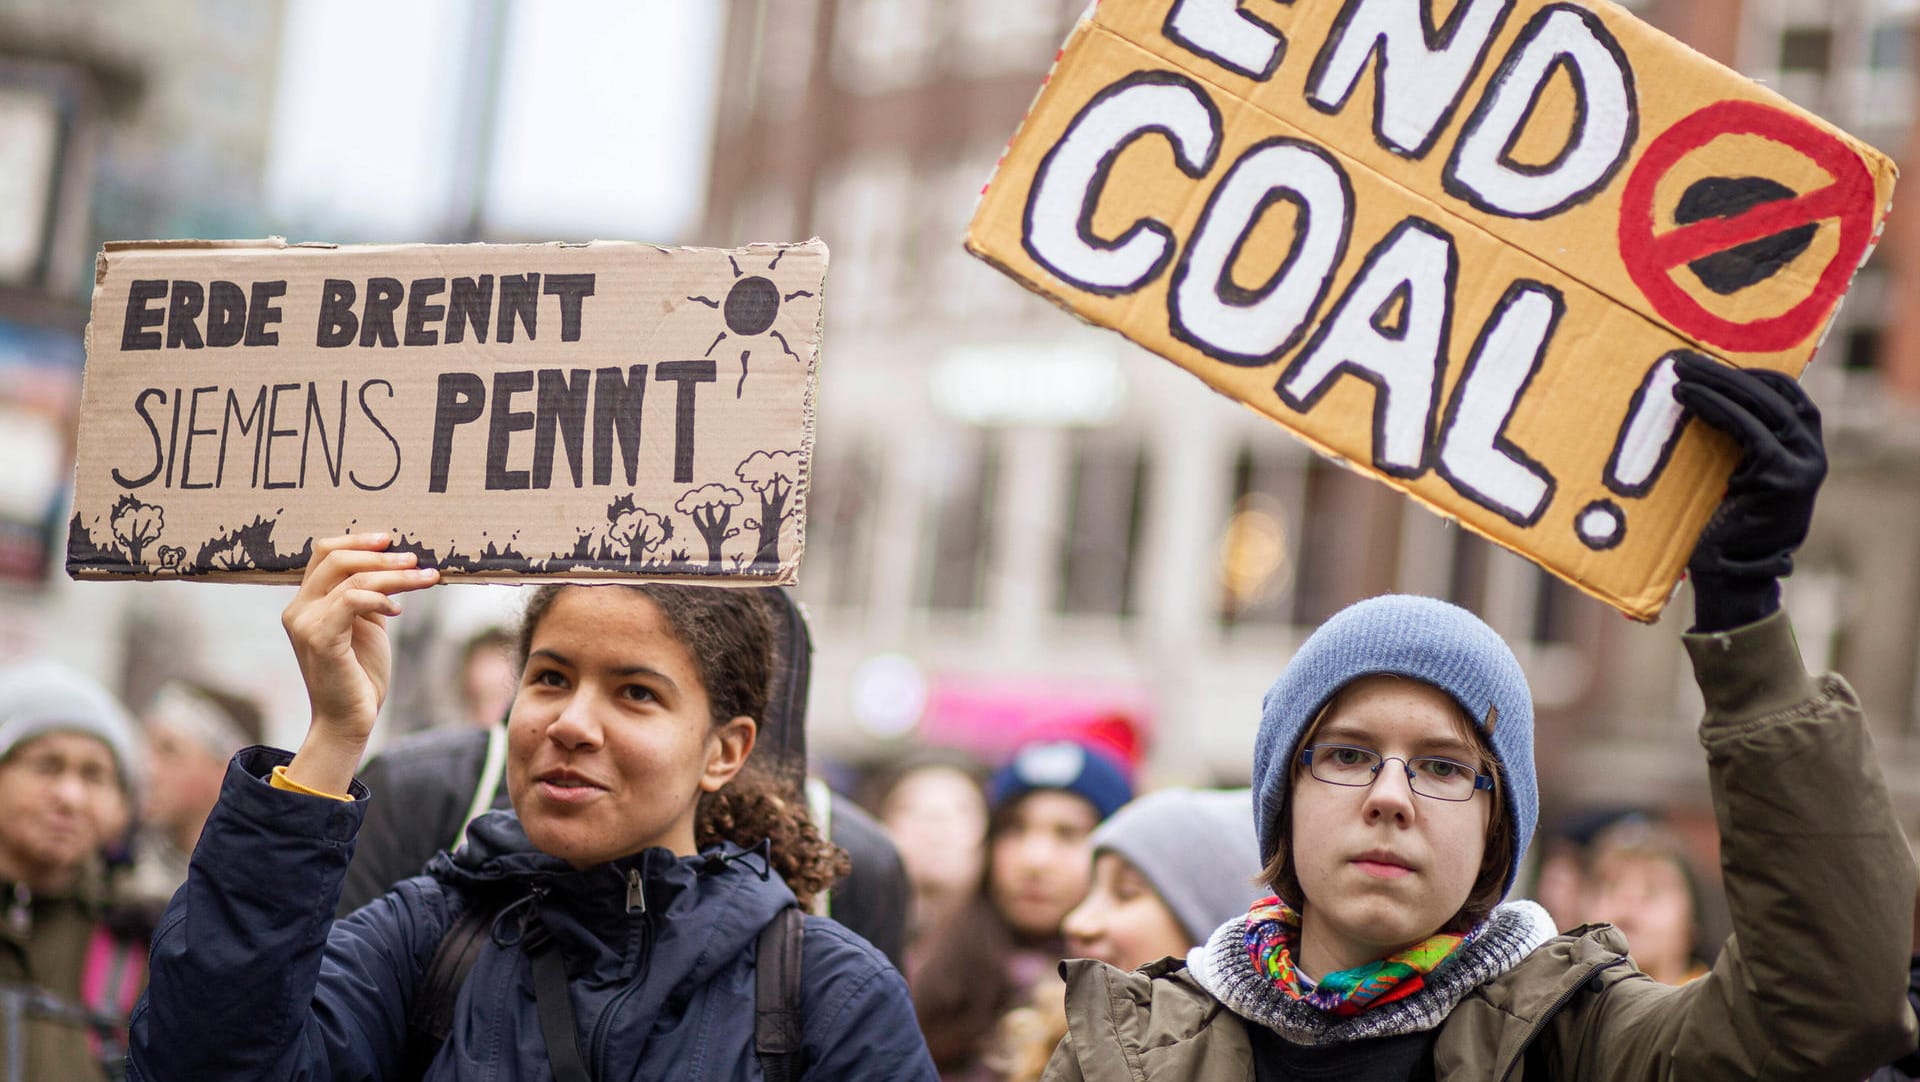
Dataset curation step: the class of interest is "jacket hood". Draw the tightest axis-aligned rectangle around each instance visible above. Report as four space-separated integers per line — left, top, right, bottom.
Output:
426 807 799 990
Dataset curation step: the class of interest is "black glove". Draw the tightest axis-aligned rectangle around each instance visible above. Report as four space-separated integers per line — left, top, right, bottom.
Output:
1670 355 1826 633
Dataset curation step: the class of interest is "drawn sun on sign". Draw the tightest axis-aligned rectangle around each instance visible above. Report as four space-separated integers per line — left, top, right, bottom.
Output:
688 252 816 397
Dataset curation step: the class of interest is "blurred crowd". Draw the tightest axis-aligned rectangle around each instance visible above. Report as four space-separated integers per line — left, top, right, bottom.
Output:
0 603 1859 1081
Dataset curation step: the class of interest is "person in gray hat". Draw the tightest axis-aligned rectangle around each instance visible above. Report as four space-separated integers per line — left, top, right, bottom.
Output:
0 659 150 1082
1040 363 1918 1081
1062 788 1261 972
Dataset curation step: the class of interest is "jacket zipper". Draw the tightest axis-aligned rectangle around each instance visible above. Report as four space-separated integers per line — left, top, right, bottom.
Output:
1497 957 1629 1081
588 865 655 1077
626 867 646 914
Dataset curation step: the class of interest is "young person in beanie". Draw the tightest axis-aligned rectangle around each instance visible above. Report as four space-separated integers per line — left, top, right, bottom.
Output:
916 739 1132 1079
0 659 150 1081
1001 789 1264 1082
1062 788 1262 973
1043 362 1917 1080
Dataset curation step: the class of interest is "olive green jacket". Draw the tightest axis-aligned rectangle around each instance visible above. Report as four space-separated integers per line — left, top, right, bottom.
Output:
1045 611 1919 1081
0 862 146 1082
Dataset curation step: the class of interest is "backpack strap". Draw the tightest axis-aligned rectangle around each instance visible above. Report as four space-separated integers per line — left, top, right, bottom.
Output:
404 895 498 1077
755 905 807 1082
453 724 510 853
412 892 806 1079
527 922 592 1082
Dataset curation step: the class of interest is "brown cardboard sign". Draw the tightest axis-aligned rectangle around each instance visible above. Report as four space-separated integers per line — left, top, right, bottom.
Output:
966 0 1896 620
69 238 825 585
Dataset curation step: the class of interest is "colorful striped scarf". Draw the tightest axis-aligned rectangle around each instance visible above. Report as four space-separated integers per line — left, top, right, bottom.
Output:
1243 897 1474 1018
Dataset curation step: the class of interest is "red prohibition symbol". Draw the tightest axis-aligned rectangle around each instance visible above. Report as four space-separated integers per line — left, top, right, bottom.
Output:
1618 100 1877 354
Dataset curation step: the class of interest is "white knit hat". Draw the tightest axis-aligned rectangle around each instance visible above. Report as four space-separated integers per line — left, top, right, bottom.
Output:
0 659 142 795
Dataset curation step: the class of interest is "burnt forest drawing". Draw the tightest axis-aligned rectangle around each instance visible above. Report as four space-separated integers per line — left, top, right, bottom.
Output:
67 447 806 580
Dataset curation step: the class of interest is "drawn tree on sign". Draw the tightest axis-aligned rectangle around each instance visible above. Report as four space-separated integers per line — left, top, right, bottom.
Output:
607 494 671 566
675 484 744 571
736 450 799 571
109 495 164 565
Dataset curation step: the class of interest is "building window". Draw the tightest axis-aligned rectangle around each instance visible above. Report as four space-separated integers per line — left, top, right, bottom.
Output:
804 443 880 609
1779 25 1833 73
1290 456 1398 626
1218 443 1302 627
1857 17 1915 131
1749 2 1912 133
919 427 999 611
1530 568 1583 645
932 152 1030 321
1057 435 1149 616
812 154 914 327
1870 20 1911 70
833 0 938 94
755 0 820 118
1844 326 1882 374
1446 530 1493 614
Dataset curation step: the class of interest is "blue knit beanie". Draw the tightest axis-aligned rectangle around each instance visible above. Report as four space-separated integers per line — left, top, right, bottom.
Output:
1250 595 1536 897
988 740 1133 822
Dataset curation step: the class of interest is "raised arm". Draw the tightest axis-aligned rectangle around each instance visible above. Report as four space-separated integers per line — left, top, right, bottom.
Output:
1597 361 1918 1077
130 535 442 1081
281 534 441 794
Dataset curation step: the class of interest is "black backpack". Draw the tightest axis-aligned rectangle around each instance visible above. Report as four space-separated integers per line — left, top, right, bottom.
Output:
405 897 805 1081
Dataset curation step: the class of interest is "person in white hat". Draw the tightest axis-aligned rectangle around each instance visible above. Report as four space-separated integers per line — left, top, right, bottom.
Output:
0 659 149 1081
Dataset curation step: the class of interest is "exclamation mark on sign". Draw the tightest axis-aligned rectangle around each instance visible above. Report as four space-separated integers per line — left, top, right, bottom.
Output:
1575 350 1698 551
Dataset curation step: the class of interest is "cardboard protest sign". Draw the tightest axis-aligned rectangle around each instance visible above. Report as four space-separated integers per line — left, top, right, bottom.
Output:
69 239 825 585
966 0 1896 620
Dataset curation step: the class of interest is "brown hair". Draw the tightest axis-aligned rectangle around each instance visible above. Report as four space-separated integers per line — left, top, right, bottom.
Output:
517 584 848 907
1584 818 1710 966
1258 679 1515 935
911 790 1068 1072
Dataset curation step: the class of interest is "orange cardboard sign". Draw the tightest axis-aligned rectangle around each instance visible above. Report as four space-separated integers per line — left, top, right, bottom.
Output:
70 239 825 585
966 0 1896 619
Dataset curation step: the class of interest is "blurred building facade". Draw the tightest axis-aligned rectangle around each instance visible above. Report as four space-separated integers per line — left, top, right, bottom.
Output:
0 0 308 729
701 0 1920 819
0 0 1914 821
0 1 726 745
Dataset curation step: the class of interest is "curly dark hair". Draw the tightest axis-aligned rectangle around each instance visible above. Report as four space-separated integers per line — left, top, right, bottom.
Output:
517 584 848 906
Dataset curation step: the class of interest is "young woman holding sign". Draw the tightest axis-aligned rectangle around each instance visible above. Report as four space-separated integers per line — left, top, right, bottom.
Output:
1040 360 1919 1079
127 562 936 1080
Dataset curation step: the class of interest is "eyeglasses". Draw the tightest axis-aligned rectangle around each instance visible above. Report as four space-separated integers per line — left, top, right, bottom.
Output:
1300 743 1494 802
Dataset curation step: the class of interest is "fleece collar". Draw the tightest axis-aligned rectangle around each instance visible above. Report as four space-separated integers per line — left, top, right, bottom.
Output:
1188 899 1557 1046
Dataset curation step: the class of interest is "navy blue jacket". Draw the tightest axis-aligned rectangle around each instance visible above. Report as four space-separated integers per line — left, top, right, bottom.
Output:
129 748 936 1081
